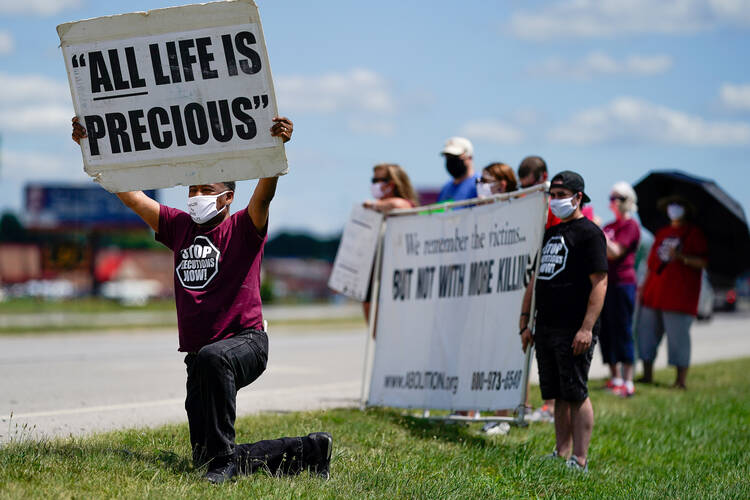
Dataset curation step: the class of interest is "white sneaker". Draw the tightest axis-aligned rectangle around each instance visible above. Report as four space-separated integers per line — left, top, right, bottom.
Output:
482 422 510 435
566 455 588 472
528 404 554 423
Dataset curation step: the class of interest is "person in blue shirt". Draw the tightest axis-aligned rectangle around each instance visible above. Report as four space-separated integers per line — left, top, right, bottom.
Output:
437 137 478 203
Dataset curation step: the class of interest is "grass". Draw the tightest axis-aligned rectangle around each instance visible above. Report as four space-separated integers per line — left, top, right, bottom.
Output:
1 358 749 499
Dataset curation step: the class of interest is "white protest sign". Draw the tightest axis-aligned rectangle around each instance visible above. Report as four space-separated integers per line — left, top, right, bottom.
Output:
328 205 384 302
367 192 547 411
57 0 286 192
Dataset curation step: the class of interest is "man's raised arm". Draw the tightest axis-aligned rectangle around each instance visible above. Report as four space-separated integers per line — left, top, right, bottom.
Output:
72 117 160 232
247 116 293 230
116 191 160 232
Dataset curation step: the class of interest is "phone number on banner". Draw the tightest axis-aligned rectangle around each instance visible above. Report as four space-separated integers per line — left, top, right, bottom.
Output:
470 370 523 391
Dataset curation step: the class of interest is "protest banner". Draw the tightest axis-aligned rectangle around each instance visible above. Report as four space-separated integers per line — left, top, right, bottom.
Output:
365 190 547 412
57 0 286 192
328 205 384 302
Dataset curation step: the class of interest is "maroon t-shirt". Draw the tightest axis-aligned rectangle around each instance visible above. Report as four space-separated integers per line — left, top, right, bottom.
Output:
603 217 640 285
156 205 266 352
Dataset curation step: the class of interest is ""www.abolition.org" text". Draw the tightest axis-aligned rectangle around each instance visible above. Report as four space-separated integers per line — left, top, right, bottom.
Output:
383 371 459 395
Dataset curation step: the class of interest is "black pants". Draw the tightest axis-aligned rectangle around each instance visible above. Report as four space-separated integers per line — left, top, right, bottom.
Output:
184 328 314 474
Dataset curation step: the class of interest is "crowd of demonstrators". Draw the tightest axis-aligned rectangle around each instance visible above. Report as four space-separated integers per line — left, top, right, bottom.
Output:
637 196 707 389
520 171 608 472
600 182 641 398
356 137 708 469
71 117 333 485
362 163 419 326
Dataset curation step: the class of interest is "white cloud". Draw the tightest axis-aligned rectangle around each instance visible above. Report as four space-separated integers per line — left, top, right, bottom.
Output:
550 96 750 146
0 31 13 55
529 52 673 79
276 68 395 114
460 119 524 144
508 0 750 40
720 83 750 111
709 0 750 25
1 150 85 181
0 73 72 132
0 0 82 16
0 73 70 103
0 105 73 132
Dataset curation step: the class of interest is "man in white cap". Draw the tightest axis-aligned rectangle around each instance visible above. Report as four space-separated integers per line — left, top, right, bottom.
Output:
437 136 477 203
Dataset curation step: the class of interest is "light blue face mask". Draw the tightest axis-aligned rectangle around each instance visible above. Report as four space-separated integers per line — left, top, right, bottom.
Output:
549 196 577 219
667 203 685 221
187 191 229 224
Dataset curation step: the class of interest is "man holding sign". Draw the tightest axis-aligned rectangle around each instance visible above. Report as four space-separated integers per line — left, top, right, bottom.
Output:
71 117 333 484
519 171 607 472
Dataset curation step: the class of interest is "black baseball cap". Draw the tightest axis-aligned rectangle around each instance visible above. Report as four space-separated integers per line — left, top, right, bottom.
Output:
550 171 591 203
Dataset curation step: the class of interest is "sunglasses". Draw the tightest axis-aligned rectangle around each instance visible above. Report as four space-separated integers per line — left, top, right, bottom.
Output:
609 195 626 202
371 177 390 184
476 177 497 184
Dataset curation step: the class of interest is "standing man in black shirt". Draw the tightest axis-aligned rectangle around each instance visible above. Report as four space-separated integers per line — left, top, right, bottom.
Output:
519 171 608 472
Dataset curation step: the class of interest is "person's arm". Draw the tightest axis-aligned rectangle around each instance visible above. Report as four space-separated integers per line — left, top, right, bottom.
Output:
606 237 625 260
571 272 608 355
675 253 707 270
71 117 160 232
519 272 535 353
117 192 160 232
363 197 413 213
671 249 707 270
247 116 293 230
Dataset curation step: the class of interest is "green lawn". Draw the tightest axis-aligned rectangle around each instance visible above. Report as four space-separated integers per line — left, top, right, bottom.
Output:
1 358 749 499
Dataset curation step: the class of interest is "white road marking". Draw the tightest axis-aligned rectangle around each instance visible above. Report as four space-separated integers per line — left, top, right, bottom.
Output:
1 381 360 421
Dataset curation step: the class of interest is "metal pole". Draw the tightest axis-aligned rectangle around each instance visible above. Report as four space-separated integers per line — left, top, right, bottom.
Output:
359 217 387 410
516 189 549 427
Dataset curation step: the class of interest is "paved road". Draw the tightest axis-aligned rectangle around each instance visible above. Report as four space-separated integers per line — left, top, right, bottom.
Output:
1 312 747 442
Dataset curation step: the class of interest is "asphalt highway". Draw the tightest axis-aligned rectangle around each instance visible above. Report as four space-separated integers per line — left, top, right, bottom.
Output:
1 311 747 442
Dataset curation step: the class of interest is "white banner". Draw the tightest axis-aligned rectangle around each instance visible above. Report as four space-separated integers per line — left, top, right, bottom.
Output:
367 192 547 411
328 205 384 302
58 0 287 192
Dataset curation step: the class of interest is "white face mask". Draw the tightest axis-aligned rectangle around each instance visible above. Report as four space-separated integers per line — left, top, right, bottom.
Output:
370 182 387 200
476 182 493 199
187 191 229 224
667 203 685 221
549 196 578 219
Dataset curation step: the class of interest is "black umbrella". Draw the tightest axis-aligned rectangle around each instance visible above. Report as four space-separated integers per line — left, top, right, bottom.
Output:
633 170 750 284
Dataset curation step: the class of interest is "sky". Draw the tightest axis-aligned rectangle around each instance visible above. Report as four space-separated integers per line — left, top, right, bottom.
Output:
1 0 750 236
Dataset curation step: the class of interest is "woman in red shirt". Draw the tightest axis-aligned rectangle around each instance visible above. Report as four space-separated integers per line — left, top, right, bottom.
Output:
637 196 708 389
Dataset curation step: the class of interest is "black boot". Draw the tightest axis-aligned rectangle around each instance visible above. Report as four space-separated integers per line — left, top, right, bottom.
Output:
307 432 333 480
204 454 237 484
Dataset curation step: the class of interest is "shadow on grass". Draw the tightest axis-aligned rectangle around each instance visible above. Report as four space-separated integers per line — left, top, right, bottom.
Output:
384 410 503 449
4 439 194 476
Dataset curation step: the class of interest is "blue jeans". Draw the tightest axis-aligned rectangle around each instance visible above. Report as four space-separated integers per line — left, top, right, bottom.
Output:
599 283 636 365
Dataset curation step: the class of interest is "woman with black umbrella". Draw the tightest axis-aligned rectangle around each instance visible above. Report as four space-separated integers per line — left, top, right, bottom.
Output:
637 196 708 389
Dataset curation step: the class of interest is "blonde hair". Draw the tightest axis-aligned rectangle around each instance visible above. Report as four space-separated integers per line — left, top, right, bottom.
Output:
611 181 638 215
374 164 419 206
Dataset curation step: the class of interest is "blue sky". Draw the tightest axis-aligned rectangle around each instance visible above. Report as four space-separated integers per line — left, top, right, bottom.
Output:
1 0 749 235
